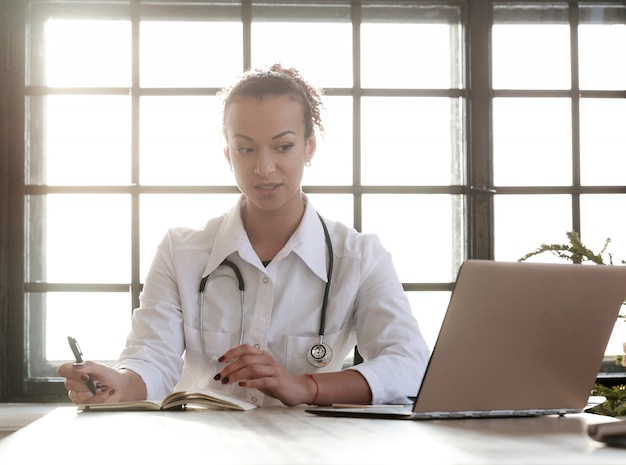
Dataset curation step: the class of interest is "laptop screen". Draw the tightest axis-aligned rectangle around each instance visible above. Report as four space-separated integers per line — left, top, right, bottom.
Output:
412 260 626 417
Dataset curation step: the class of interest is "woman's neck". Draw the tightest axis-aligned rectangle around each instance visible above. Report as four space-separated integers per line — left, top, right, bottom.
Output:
241 195 306 262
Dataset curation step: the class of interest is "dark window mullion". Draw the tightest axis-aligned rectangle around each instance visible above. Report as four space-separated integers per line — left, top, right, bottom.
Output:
467 0 493 260
351 1 362 233
242 1 252 71
569 3 582 234
131 0 141 312
24 5 49 381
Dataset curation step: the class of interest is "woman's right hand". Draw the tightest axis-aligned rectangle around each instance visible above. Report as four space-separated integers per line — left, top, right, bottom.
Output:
57 361 146 405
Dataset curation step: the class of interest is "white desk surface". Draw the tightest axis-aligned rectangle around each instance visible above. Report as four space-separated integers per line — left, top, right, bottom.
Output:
0 406 625 464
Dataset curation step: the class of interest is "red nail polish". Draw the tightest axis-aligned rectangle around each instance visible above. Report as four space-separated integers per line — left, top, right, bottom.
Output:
218 356 225 363
213 373 221 381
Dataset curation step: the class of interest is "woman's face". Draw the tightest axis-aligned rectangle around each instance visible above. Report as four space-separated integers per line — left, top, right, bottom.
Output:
224 95 316 215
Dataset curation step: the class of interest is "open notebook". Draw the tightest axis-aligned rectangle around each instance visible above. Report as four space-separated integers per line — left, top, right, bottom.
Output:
307 260 626 420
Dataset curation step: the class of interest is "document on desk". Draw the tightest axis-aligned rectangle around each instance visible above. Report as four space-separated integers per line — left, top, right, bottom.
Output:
78 387 259 412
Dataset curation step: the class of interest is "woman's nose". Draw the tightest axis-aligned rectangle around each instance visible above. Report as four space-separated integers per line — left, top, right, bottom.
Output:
253 149 276 176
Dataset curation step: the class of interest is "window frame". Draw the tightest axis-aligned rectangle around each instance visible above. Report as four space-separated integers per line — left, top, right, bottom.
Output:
1 0 625 401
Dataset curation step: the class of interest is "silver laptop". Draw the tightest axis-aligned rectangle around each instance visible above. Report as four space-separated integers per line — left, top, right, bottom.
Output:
307 260 626 420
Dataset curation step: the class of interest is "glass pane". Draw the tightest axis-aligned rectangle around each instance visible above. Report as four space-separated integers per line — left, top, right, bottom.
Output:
580 99 626 186
140 96 232 185
44 292 131 361
305 194 353 228
494 195 572 262
43 95 131 185
27 194 131 283
362 195 463 283
581 194 626 356
579 23 626 90
251 22 352 88
606 319 626 357
303 96 353 186
361 97 462 186
493 98 572 186
140 194 240 279
361 23 460 89
45 19 130 87
492 8 570 90
140 21 243 88
407 291 450 352
580 195 626 265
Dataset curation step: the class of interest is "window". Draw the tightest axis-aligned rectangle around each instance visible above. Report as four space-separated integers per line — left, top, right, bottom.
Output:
490 3 626 360
1 1 625 400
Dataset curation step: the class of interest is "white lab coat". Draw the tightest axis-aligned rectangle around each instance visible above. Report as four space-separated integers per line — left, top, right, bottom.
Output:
115 195 430 406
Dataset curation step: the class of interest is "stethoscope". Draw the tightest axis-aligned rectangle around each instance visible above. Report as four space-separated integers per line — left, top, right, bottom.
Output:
198 213 334 368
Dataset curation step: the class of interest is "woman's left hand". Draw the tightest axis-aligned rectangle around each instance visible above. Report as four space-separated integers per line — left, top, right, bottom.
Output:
213 344 316 406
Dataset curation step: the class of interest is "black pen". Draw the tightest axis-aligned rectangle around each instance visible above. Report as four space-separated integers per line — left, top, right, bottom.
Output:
67 336 97 395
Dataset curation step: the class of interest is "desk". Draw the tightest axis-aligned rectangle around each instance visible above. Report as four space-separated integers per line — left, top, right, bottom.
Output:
0 406 624 464
0 403 63 440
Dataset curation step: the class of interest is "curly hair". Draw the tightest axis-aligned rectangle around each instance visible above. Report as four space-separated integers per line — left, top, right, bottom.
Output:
219 64 325 140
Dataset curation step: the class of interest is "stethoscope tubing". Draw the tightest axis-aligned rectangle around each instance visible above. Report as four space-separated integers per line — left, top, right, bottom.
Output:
317 213 333 341
198 213 334 367
198 259 246 359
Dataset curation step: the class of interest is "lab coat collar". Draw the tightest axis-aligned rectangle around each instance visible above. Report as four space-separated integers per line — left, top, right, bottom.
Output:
200 194 329 283
200 196 250 278
282 195 329 284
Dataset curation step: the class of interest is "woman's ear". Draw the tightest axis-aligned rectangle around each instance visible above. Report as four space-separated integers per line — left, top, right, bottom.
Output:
305 136 317 165
224 146 232 170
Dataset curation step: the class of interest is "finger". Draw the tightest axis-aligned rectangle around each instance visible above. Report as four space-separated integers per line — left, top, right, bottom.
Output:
65 376 108 394
67 387 96 405
72 361 119 387
218 350 268 375
216 356 277 385
57 362 77 378
58 362 91 384
64 377 89 392
218 344 262 363
65 363 98 392
219 361 277 386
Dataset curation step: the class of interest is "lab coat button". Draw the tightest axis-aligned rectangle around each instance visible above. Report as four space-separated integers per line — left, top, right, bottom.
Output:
263 277 269 284
254 344 261 349
252 397 258 403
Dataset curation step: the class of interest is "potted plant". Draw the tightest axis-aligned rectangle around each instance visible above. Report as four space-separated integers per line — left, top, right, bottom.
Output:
520 231 626 416
519 231 618 265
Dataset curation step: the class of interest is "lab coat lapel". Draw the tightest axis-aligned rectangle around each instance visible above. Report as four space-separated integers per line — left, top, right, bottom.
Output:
200 196 251 278
288 198 329 284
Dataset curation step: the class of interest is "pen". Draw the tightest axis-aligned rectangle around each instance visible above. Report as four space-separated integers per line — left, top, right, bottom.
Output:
67 336 97 395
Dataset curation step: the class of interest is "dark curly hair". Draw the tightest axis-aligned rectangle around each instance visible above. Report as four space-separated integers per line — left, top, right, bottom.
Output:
219 64 324 140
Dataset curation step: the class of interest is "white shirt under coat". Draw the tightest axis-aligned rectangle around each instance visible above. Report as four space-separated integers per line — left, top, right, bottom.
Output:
115 195 430 406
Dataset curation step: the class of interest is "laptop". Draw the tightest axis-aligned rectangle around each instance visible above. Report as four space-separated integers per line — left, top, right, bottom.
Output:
307 260 626 420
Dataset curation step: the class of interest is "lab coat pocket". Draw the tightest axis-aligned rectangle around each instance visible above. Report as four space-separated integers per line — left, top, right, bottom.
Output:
183 323 234 362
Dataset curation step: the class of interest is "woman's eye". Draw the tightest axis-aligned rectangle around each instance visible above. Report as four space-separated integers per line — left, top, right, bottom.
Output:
236 146 253 154
276 143 294 152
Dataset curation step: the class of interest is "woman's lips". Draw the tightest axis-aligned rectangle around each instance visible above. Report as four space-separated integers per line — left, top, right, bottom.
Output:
254 183 282 197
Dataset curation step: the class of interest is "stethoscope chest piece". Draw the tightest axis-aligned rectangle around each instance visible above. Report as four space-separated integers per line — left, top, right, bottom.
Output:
307 338 332 368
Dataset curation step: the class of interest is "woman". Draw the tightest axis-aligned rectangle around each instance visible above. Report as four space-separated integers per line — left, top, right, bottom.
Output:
58 64 430 407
